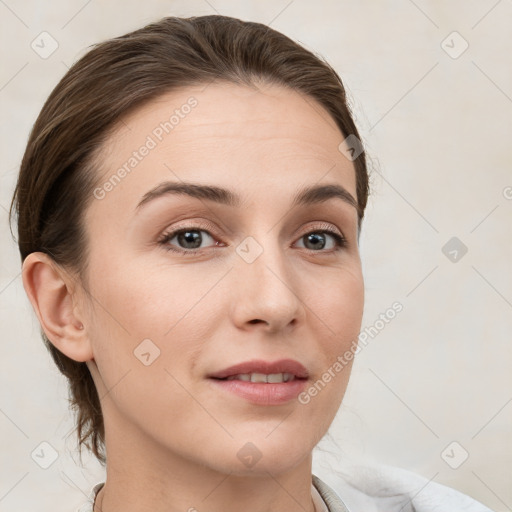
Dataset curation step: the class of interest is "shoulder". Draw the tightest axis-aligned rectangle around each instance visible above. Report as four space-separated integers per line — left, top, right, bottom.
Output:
313 465 495 512
76 482 104 512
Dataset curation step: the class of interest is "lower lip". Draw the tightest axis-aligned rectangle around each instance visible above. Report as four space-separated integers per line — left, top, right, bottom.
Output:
208 378 308 405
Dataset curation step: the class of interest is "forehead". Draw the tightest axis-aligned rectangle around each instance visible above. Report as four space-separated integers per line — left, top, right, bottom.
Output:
89 81 357 219
112 80 343 141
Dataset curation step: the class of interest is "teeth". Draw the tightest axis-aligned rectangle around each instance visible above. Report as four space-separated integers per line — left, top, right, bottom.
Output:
251 372 267 383
225 373 296 383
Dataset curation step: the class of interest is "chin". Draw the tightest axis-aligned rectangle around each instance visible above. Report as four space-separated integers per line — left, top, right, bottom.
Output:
204 434 314 477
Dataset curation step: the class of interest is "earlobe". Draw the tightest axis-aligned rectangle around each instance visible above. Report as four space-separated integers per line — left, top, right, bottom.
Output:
21 252 94 362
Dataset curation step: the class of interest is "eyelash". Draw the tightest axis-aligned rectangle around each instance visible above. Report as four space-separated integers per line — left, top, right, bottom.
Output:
157 223 348 256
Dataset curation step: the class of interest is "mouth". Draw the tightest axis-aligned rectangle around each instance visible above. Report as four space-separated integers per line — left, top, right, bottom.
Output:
216 372 300 383
207 358 309 380
207 359 309 405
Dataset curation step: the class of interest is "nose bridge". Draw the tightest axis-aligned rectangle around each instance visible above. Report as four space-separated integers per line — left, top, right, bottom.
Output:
231 230 303 330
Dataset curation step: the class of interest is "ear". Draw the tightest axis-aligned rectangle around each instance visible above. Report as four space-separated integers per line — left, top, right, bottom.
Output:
21 252 94 362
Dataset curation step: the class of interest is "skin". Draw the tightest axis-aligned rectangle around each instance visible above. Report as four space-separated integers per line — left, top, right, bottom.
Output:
22 81 365 512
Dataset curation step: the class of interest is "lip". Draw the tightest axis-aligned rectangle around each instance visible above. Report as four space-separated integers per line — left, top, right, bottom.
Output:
207 358 309 380
209 378 308 405
207 359 309 406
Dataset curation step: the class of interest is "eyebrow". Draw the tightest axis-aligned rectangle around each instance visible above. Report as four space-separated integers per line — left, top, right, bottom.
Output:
135 181 359 213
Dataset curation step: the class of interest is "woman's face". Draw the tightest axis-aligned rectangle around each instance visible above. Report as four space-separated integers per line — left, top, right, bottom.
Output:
81 81 364 475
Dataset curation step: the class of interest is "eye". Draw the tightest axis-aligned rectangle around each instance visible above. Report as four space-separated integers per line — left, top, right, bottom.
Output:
295 229 347 252
157 224 347 256
158 227 221 254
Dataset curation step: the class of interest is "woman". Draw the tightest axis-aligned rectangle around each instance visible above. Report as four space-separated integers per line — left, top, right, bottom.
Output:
10 15 493 512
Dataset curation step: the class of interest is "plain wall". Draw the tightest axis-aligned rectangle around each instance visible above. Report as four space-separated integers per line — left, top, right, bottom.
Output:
0 1 510 511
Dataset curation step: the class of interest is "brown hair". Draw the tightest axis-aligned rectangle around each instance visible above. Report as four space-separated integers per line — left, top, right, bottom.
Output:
9 14 370 466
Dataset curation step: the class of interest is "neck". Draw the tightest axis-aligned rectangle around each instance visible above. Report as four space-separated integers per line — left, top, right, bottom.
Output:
94 404 317 512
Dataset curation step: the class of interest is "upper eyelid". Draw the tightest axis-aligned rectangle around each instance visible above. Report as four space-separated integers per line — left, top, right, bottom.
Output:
159 221 345 244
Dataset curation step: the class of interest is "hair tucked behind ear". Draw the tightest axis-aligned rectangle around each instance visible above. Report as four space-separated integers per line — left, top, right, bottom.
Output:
10 14 370 466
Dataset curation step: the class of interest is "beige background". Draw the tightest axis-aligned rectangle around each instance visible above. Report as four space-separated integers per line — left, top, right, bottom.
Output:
1 1 511 511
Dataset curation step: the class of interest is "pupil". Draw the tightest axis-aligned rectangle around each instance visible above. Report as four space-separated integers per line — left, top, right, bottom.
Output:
305 233 325 250
179 230 202 249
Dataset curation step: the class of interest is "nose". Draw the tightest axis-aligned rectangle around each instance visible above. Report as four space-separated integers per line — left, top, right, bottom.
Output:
230 236 306 334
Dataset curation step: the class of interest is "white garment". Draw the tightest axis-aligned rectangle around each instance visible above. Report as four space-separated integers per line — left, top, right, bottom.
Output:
76 464 495 511
314 465 495 512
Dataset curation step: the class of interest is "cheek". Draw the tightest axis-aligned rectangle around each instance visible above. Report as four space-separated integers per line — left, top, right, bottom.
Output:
83 256 215 390
88 250 364 383
311 265 364 343
87 252 201 334
303 268 364 409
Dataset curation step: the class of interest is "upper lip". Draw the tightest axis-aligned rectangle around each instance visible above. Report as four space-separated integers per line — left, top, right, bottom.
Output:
208 359 309 379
